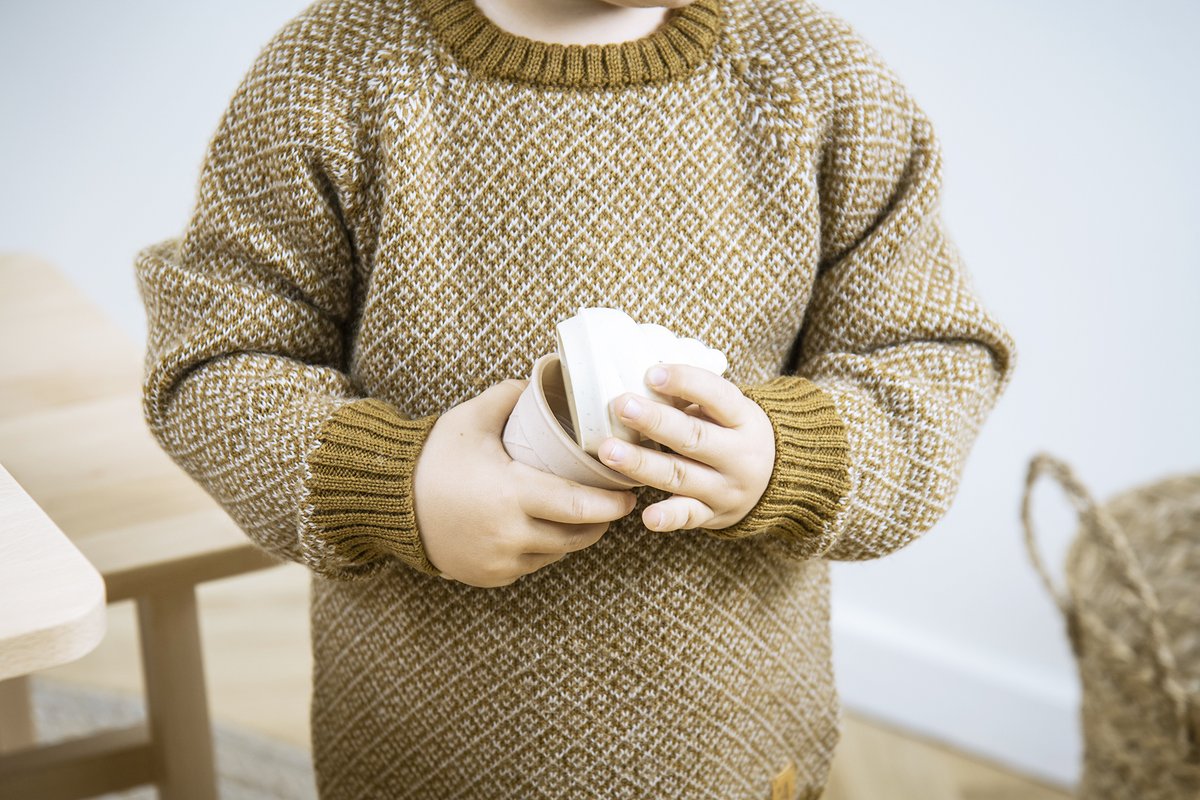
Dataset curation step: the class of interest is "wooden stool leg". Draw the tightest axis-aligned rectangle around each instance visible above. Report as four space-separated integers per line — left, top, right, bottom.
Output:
0 675 36 753
136 587 217 800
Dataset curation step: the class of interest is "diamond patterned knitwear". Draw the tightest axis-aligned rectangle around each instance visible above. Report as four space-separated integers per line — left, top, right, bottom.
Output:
133 0 1018 796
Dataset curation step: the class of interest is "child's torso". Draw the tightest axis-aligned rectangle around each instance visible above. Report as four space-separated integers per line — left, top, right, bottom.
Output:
308 3 842 797
348 41 822 419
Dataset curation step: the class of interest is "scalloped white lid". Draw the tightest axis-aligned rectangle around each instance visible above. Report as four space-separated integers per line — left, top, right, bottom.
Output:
555 306 729 456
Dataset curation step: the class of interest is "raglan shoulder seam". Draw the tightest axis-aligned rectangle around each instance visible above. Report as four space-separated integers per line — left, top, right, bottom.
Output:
743 0 919 133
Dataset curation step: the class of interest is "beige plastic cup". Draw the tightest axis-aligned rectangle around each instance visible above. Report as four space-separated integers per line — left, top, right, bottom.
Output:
502 353 644 490
501 307 729 490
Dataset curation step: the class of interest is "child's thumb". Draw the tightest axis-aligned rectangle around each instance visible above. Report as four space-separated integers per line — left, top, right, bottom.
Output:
474 378 530 429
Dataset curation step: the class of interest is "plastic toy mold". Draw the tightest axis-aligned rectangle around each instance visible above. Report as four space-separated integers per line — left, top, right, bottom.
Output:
501 307 729 490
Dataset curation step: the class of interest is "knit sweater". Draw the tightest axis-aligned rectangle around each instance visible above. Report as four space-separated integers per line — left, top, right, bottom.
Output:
134 0 1017 796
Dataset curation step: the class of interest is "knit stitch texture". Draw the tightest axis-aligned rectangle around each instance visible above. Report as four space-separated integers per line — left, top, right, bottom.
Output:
134 0 1017 796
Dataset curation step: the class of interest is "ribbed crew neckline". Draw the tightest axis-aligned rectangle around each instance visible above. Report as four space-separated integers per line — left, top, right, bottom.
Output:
415 0 724 89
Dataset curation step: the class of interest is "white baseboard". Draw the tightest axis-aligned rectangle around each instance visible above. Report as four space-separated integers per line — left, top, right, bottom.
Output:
831 607 1081 789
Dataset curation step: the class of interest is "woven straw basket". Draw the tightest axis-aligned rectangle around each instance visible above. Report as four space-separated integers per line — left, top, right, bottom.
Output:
1021 453 1200 798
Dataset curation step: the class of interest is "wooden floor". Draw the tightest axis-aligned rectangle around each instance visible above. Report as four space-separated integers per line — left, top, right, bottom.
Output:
40 562 1073 800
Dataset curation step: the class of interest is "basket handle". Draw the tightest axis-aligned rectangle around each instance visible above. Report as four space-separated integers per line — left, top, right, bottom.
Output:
1020 452 1200 764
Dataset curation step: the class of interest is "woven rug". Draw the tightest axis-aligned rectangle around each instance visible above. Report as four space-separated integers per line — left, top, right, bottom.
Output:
26 675 317 799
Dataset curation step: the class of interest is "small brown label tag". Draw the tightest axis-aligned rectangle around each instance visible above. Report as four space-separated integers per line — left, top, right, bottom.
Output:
771 759 797 800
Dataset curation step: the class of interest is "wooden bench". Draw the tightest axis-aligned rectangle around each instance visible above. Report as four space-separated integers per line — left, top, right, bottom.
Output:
0 253 281 800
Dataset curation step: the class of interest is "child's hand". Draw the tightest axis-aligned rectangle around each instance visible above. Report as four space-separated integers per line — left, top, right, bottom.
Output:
413 379 637 588
598 364 775 533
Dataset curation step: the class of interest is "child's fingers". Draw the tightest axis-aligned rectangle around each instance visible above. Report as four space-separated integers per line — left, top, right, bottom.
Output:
644 396 701 423
513 465 637 523
646 392 700 417
644 495 716 533
681 402 717 424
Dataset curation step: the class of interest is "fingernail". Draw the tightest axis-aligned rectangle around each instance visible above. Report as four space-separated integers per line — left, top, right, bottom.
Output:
647 366 668 387
621 397 642 418
606 441 628 461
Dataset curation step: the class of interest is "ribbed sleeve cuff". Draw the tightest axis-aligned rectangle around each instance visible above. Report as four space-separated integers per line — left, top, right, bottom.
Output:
711 376 852 554
304 398 443 577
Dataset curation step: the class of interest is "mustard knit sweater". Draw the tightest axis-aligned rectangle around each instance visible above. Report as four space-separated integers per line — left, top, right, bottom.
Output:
134 0 1017 796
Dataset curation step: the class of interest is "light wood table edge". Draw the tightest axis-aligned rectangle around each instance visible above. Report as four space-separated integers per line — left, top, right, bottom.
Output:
0 462 106 683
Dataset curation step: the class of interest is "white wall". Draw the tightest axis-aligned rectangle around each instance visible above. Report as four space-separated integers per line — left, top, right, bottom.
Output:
3 0 1198 789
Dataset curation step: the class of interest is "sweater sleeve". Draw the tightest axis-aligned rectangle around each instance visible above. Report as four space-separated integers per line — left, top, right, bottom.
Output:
711 25 1017 562
135 12 443 581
